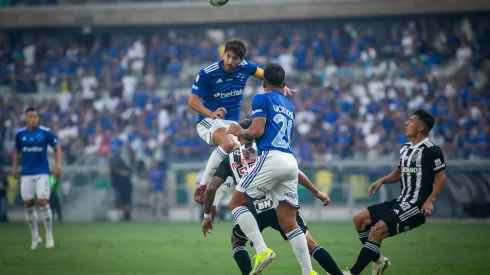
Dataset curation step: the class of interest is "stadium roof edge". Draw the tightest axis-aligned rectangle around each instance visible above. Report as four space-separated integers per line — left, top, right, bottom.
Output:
0 0 489 28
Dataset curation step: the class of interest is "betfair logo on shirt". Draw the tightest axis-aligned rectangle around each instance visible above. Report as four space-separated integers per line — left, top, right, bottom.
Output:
23 147 43 152
214 89 243 99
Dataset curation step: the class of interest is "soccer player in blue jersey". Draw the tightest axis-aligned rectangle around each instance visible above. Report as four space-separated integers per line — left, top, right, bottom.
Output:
12 107 62 249
227 64 319 275
188 39 295 204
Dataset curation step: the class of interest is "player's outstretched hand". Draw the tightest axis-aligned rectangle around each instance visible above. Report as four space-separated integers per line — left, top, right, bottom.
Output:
228 123 242 137
315 191 331 206
283 86 299 96
368 180 383 196
202 217 213 237
210 107 227 119
421 200 433 217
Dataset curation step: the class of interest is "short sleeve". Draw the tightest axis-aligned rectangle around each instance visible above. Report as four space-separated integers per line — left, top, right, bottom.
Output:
47 130 59 147
213 156 233 180
191 70 210 97
245 60 259 76
14 132 22 150
251 94 268 119
427 146 446 173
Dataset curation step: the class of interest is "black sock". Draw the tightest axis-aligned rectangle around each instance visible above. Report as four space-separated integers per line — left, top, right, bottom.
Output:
350 241 381 275
357 226 371 245
233 246 252 275
311 246 343 275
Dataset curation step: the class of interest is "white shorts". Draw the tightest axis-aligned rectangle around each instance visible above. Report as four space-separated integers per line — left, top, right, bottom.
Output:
20 174 50 201
196 118 239 146
236 150 299 208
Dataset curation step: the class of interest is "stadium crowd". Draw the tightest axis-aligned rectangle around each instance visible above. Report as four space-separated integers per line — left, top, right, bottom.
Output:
0 16 489 171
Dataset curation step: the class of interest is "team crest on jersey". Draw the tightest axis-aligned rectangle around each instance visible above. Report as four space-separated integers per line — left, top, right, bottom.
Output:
410 151 419 162
35 133 44 142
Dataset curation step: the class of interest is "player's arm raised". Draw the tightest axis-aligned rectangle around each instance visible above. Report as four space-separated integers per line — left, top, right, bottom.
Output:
188 72 226 119
251 67 298 95
298 169 330 206
368 168 401 196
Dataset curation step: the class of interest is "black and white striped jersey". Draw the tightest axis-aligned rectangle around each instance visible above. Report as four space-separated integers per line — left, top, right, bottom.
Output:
213 147 258 186
397 138 446 205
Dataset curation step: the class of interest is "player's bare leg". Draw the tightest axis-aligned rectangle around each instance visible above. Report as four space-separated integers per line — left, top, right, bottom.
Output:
276 202 315 275
352 210 390 274
229 190 275 275
194 128 238 204
231 234 252 275
24 199 41 249
348 220 390 275
306 233 343 275
38 198 54 249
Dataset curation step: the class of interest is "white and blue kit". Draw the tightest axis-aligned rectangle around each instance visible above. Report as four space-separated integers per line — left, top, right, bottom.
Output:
192 59 258 145
15 126 58 200
235 90 300 208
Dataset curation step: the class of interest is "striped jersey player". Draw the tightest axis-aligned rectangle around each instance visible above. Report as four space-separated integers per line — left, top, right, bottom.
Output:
188 39 296 204
344 109 447 275
13 107 62 250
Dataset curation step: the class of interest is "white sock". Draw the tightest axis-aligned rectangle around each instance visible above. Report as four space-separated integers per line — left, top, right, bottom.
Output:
231 206 267 254
212 184 229 206
25 207 39 240
286 228 313 275
39 205 53 238
199 146 228 186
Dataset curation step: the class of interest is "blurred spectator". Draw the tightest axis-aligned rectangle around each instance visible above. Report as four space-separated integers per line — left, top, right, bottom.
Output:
148 161 167 221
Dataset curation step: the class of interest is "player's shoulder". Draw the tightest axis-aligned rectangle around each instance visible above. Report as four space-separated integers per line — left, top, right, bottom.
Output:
422 140 443 154
238 59 254 67
39 125 54 133
14 127 27 137
199 61 220 75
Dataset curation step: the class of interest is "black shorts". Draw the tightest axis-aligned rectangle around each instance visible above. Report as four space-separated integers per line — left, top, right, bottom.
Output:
115 183 133 208
232 209 308 243
368 199 426 236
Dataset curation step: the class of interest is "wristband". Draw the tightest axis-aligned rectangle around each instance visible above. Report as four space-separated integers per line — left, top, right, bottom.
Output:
203 213 211 219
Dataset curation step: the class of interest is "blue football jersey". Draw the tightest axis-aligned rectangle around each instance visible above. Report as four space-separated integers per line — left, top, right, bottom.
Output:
14 126 58 176
251 91 295 155
191 59 258 123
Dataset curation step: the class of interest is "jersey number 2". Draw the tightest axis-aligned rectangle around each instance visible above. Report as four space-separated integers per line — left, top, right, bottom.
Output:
272 114 292 149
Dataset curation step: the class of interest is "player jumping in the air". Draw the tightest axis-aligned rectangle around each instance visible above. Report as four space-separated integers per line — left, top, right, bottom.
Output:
227 64 319 275
188 39 295 205
12 107 62 249
202 118 344 275
343 109 447 275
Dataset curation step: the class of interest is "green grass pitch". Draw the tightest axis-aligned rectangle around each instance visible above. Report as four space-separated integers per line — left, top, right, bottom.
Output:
0 221 489 274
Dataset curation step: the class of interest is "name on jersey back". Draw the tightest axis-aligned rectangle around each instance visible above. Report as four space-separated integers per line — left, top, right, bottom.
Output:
273 104 294 119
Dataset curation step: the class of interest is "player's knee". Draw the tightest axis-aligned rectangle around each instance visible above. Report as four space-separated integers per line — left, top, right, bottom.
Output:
353 210 371 231
38 199 49 207
24 200 35 208
369 220 388 240
220 141 235 153
231 234 246 248
228 191 247 211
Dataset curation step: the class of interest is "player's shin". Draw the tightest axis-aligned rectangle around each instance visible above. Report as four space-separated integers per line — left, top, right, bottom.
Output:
349 241 381 275
39 204 53 239
286 228 313 275
25 207 39 240
232 245 252 275
231 206 267 254
199 146 228 187
358 226 371 245
311 246 343 275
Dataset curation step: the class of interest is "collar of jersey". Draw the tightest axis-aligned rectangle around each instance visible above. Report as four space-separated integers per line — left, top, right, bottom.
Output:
409 137 429 149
